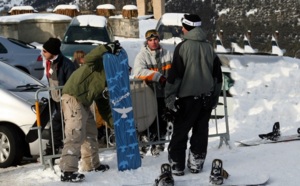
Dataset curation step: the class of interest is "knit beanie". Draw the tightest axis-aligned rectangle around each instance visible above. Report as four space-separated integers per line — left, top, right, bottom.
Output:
43 38 61 55
181 14 202 31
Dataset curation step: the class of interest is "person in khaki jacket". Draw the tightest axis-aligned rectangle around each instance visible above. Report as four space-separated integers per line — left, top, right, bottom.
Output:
59 41 121 182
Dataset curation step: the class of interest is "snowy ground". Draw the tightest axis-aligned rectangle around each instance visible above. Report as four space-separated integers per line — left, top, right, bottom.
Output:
1 17 300 186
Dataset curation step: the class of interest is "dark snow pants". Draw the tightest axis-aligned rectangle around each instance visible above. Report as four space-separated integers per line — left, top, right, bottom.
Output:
168 96 212 170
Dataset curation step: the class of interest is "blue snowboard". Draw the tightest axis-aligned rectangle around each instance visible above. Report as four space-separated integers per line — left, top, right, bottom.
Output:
103 49 141 171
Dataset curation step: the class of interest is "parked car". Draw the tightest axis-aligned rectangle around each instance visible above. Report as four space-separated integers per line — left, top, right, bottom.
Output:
61 15 114 59
0 36 44 80
0 61 48 168
155 13 184 41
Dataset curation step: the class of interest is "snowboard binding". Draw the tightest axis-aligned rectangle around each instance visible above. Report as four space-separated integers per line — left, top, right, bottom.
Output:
209 159 229 185
154 163 174 186
258 122 281 141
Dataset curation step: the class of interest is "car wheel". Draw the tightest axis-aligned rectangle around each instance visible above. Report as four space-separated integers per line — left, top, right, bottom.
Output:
0 125 23 168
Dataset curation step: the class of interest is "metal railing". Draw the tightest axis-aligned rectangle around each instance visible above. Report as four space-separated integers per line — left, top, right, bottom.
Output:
32 77 230 170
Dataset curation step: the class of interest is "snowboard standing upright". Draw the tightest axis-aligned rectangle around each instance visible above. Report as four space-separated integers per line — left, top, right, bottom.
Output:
103 49 141 171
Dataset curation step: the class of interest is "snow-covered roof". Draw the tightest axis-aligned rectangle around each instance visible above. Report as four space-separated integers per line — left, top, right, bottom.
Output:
9 6 35 12
96 4 116 9
122 5 137 10
53 4 79 12
69 15 107 27
0 13 72 23
159 13 185 26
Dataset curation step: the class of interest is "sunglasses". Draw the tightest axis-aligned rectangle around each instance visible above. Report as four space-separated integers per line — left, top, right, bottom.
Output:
145 30 159 40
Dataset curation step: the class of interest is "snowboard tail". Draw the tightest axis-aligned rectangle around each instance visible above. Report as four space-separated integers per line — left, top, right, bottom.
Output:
103 49 141 171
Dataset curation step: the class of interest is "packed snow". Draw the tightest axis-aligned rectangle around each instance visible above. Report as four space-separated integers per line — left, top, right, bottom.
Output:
1 16 300 186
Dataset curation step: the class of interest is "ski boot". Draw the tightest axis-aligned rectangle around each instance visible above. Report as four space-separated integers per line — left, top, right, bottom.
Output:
297 127 300 135
258 122 280 141
154 163 174 186
209 159 229 185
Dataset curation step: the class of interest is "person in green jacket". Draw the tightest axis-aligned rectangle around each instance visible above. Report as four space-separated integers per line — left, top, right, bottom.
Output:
59 41 121 182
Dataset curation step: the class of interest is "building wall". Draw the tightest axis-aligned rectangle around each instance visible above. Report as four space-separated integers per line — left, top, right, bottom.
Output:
0 16 140 43
0 19 70 43
109 17 139 38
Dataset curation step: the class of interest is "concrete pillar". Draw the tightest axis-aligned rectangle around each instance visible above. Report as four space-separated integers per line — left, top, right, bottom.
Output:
153 0 165 20
136 0 146 16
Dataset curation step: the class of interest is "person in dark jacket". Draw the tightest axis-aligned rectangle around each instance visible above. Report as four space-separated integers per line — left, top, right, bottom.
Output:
42 37 76 155
59 41 121 182
164 14 223 176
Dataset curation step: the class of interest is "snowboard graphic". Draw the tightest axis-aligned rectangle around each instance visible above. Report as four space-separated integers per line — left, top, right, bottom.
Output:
103 49 141 171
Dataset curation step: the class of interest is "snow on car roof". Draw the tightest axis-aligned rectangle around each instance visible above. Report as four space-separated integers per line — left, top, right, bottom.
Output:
0 13 72 23
160 13 185 26
96 4 116 9
53 4 79 12
70 15 107 27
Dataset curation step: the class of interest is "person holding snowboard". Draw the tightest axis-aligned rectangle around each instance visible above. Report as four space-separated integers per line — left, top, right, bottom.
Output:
42 37 76 155
59 41 121 182
164 14 223 176
133 29 173 157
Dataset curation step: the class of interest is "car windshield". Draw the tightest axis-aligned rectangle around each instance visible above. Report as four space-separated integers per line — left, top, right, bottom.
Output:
63 26 110 44
157 25 183 40
7 38 37 49
0 62 45 91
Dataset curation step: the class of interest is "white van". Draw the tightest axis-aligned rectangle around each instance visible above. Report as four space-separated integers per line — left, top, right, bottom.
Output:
155 13 184 41
61 15 114 59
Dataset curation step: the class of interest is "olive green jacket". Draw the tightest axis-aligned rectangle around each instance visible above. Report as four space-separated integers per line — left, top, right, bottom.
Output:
62 45 108 106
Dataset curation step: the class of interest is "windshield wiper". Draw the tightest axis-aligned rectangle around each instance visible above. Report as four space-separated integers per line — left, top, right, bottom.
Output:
16 84 44 90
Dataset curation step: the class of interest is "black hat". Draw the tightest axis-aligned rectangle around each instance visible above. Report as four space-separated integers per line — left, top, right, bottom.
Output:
43 38 61 55
181 14 202 31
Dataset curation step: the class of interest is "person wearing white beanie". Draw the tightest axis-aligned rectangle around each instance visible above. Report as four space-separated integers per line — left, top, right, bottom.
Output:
164 13 223 176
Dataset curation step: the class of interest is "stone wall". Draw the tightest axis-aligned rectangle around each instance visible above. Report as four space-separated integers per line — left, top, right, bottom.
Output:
0 19 70 43
108 17 139 38
0 15 140 43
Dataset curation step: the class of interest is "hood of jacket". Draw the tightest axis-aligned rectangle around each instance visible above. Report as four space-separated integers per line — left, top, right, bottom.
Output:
183 27 207 42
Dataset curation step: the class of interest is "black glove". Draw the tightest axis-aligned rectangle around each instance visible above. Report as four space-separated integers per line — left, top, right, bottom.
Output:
162 107 177 123
104 40 122 55
159 76 167 87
